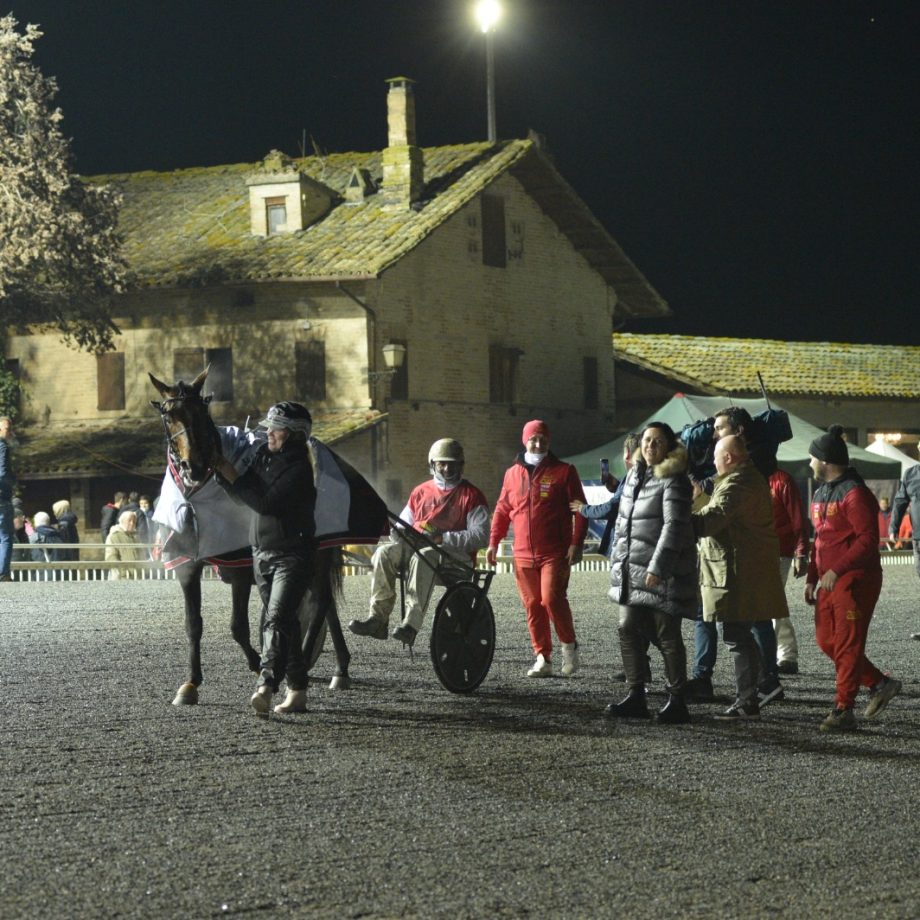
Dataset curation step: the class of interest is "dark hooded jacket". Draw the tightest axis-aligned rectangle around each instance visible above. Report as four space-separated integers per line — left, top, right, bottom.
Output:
226 439 316 553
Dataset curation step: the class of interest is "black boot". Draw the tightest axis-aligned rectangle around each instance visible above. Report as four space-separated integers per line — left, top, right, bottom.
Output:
656 693 691 725
604 687 650 720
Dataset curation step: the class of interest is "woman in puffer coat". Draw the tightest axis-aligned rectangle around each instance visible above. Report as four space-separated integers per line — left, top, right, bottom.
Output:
606 422 698 724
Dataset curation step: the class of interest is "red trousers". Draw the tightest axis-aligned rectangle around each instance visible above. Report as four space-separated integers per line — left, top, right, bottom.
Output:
814 569 884 709
514 556 576 659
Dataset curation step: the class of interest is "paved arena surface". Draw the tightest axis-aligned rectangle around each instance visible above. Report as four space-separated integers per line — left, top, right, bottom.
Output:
2 565 919 918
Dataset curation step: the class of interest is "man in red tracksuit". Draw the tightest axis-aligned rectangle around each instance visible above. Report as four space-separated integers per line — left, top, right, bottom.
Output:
805 426 901 732
487 419 588 678
769 466 809 673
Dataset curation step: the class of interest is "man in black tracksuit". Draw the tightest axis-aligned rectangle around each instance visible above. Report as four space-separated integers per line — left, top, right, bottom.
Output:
214 401 316 716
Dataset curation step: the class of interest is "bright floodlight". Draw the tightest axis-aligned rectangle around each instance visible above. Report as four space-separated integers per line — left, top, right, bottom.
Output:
475 0 501 33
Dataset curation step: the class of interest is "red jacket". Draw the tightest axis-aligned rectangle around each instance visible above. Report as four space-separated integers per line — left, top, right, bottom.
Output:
490 453 588 565
808 470 881 581
768 469 808 558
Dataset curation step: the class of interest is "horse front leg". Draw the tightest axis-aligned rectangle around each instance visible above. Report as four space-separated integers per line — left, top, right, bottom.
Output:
173 564 204 705
228 567 261 674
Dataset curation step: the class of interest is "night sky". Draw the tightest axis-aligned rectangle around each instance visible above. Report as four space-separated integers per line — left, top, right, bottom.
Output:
10 0 920 344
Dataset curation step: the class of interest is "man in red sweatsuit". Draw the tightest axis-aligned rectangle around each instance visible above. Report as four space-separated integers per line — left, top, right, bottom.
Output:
805 425 901 732
487 420 587 678
769 466 809 673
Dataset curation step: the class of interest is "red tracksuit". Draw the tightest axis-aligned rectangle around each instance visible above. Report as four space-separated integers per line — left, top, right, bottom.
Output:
491 453 588 658
808 469 884 709
769 468 808 558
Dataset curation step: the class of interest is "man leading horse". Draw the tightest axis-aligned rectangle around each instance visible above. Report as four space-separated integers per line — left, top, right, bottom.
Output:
211 401 317 716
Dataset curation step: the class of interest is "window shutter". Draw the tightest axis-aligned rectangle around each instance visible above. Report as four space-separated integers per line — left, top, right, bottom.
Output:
97 353 126 410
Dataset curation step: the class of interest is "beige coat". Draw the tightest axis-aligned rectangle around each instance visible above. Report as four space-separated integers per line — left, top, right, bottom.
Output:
105 525 145 580
693 460 789 623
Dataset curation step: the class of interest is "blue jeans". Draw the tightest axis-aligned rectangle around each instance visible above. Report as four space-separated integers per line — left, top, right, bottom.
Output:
692 616 777 684
692 618 718 680
0 500 13 577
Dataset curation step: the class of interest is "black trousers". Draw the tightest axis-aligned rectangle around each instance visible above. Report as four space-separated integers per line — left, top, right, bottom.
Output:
618 604 687 693
254 548 313 691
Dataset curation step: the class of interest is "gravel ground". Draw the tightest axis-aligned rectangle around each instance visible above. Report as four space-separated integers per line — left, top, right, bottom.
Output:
2 564 919 919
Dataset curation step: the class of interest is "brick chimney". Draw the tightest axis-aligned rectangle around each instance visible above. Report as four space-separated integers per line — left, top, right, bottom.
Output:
381 77 423 209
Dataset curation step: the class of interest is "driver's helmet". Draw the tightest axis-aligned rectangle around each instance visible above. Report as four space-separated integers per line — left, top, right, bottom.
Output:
428 438 464 467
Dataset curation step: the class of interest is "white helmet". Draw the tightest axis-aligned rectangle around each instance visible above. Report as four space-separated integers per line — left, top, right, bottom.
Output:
428 438 465 464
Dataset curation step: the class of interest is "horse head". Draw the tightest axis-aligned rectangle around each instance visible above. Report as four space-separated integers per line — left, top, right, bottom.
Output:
150 367 219 485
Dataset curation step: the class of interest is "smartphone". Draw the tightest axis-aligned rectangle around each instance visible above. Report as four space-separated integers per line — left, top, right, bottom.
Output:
600 457 610 480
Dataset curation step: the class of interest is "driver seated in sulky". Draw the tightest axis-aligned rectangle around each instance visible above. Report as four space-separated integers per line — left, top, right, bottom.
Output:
348 438 489 646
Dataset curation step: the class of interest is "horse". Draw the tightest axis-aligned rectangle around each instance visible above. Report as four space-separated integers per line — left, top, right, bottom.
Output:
150 368 376 705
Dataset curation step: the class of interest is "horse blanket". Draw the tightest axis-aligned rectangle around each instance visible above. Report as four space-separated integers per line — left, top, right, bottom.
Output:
154 428 388 567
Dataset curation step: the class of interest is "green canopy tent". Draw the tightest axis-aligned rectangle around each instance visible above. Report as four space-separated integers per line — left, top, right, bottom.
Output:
565 393 901 483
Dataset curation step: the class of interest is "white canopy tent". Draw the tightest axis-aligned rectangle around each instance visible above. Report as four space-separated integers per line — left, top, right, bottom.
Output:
865 439 919 477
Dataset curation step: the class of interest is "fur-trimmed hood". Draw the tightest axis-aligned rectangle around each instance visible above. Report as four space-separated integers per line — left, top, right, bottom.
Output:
641 443 689 480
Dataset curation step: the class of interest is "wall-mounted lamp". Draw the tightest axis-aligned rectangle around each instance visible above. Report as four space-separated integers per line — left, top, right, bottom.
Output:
367 342 407 381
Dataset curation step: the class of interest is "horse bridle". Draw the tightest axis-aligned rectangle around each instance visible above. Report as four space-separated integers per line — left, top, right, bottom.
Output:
152 390 216 469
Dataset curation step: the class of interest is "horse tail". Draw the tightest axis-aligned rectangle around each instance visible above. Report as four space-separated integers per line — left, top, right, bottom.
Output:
322 545 345 600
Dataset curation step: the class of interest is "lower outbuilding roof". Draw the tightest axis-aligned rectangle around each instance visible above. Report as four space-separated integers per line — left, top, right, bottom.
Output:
614 333 920 399
16 410 385 480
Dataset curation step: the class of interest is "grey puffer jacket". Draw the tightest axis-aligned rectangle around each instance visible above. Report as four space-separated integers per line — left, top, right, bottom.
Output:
609 444 698 618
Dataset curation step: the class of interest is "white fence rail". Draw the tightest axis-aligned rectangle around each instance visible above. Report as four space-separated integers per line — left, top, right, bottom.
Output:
9 540 914 583
9 543 197 583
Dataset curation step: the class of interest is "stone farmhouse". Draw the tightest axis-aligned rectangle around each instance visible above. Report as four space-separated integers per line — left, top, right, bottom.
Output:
5 78 668 533
613 333 920 456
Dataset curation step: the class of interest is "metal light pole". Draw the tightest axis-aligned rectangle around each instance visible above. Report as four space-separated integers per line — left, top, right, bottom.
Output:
475 0 501 143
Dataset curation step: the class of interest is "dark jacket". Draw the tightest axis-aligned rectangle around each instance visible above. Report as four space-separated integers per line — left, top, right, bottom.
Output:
227 440 316 553
609 445 698 618
891 463 920 542
100 503 121 542
0 437 15 503
30 524 64 562
55 511 80 562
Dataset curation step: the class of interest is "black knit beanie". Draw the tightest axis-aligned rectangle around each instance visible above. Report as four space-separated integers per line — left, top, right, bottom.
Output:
809 424 849 465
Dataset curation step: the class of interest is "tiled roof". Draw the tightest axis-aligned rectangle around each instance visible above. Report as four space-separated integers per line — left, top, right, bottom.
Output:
613 333 920 399
17 410 385 478
88 140 667 317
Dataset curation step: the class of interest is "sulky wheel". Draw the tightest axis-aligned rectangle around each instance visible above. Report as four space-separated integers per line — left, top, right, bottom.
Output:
430 582 495 693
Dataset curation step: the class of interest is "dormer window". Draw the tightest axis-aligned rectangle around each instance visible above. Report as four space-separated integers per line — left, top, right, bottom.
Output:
266 197 287 235
245 150 339 237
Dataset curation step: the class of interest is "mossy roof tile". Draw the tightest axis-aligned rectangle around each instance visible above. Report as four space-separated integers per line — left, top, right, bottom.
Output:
614 333 920 398
85 140 667 316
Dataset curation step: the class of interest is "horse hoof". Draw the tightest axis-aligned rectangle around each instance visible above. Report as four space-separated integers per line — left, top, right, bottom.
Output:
172 683 199 706
329 674 352 690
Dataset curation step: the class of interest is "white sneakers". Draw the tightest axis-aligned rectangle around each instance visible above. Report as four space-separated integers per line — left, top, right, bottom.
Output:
250 685 273 717
274 688 307 714
527 654 553 678
561 641 579 677
527 643 580 678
